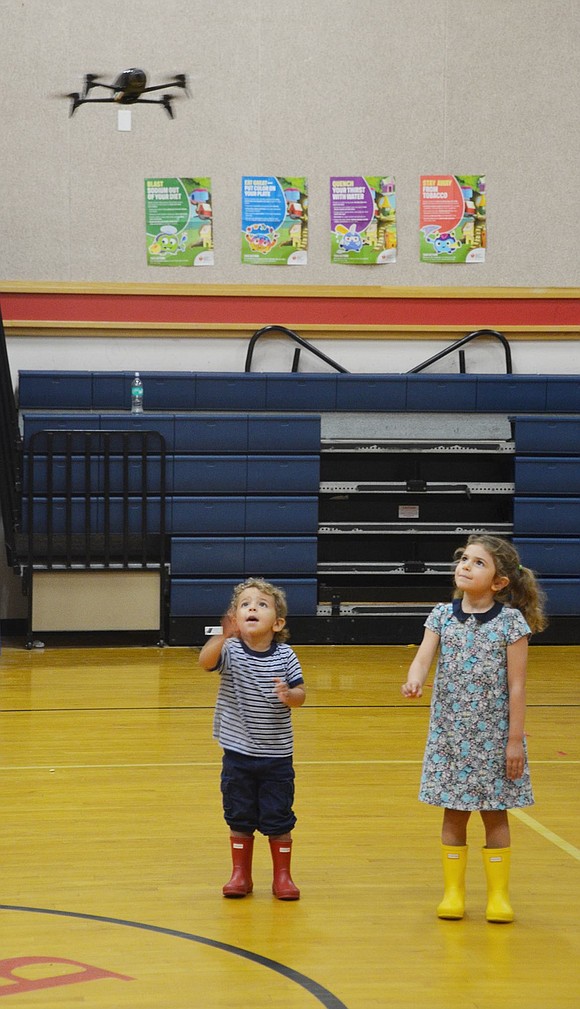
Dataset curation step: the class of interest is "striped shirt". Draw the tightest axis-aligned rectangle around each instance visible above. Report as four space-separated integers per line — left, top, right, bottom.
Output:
213 637 304 757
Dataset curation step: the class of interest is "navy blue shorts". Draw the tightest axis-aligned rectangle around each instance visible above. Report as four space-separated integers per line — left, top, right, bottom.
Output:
221 749 296 836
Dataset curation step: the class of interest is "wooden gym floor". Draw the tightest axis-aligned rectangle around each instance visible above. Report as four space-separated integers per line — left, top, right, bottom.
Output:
0 640 578 1008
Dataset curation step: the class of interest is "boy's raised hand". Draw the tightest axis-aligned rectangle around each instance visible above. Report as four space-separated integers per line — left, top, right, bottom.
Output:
221 610 239 638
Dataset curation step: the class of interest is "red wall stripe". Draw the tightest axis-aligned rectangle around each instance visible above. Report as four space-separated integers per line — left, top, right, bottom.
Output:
1 292 578 328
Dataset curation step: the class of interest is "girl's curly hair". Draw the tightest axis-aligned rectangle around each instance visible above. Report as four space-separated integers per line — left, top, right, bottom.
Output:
453 534 548 634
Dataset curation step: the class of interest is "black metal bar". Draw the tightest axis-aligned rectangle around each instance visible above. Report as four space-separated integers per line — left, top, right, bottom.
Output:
84 432 92 566
27 436 36 576
244 325 349 373
141 434 148 567
65 432 73 569
122 433 129 567
408 329 512 374
103 435 111 568
46 434 54 571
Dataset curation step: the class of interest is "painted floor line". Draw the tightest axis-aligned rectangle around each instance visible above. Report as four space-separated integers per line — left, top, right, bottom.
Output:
0 758 577 771
510 808 580 861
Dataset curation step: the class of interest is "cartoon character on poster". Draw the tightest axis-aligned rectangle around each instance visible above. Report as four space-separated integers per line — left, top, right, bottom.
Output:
145 177 214 266
330 176 397 264
420 175 486 263
241 176 308 265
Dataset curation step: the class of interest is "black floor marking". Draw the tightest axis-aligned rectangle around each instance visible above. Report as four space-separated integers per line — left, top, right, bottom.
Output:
0 904 350 1009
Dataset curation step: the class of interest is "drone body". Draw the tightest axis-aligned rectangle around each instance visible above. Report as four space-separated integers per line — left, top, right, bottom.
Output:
67 68 188 118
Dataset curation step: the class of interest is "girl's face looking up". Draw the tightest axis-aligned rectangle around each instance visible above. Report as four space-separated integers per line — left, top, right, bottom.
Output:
454 542 508 598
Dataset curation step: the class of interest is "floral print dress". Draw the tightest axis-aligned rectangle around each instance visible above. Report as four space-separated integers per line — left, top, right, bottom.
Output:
419 599 534 811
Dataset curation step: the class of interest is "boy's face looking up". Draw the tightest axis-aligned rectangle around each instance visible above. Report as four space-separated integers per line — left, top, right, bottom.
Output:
233 586 286 648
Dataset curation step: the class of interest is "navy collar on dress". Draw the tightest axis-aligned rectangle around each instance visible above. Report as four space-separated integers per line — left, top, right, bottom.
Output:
452 598 503 624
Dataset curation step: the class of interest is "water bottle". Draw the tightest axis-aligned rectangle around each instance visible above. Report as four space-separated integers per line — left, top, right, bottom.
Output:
131 371 144 413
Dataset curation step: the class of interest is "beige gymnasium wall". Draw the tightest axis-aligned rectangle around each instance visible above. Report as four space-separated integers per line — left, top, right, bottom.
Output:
1 0 579 621
1 0 579 289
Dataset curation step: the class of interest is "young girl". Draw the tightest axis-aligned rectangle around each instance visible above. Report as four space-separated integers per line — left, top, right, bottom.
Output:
402 535 547 923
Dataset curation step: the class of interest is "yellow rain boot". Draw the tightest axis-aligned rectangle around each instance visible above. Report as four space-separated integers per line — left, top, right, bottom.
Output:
437 845 468 920
482 847 514 923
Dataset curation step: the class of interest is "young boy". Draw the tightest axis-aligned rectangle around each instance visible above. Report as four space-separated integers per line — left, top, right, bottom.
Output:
198 578 306 900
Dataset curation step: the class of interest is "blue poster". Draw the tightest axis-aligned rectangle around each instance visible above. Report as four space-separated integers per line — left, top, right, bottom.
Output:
241 176 308 265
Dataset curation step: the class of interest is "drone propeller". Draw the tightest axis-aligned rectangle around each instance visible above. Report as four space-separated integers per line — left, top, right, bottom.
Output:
66 93 84 116
161 95 175 119
165 73 190 96
83 74 102 89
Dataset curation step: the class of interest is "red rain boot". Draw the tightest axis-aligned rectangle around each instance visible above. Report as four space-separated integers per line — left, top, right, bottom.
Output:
223 835 254 897
269 838 300 900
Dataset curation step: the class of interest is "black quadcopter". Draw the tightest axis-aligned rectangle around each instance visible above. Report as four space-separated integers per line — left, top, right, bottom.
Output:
67 68 189 118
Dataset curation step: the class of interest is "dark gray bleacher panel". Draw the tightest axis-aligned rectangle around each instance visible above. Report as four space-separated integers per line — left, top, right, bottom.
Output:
513 497 580 535
24 495 167 536
265 374 338 411
246 456 320 493
476 376 547 412
173 414 249 452
21 497 99 534
22 455 99 494
171 537 245 576
335 374 406 411
195 373 267 410
99 455 168 493
22 413 100 448
19 372 93 410
94 372 197 411
545 376 580 413
170 578 318 616
406 374 477 412
98 496 164 535
247 415 321 452
513 538 580 575
101 414 176 448
171 496 245 534
245 537 318 575
170 536 318 577
513 417 580 454
539 579 580 615
169 455 320 494
172 455 248 493
18 370 580 415
245 496 318 534
515 457 580 495
92 372 127 409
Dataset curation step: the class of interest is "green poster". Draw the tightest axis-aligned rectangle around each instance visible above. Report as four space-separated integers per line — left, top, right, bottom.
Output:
145 177 213 266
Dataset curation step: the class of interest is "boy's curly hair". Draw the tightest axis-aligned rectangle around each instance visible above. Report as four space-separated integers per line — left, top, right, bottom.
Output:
229 578 291 642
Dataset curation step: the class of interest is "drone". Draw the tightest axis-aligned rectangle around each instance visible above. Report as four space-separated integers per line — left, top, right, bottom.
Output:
67 68 189 118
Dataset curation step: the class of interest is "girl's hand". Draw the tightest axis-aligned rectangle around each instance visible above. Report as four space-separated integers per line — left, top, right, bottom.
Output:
401 681 423 699
506 739 525 781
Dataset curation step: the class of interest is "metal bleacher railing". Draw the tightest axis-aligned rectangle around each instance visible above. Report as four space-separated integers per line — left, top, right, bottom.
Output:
244 324 513 376
21 428 167 646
